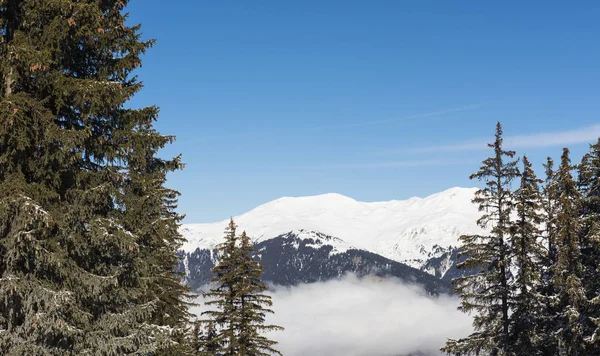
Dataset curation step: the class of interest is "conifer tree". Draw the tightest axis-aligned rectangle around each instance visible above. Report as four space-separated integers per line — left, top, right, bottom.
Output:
0 1 190 354
442 122 519 355
538 156 560 356
509 155 545 355
577 139 600 349
120 112 194 355
542 157 559 267
202 220 283 355
237 231 284 356
552 148 587 355
203 219 241 355
191 320 220 355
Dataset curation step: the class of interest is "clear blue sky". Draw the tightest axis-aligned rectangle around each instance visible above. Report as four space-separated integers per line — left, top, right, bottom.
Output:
125 1 600 223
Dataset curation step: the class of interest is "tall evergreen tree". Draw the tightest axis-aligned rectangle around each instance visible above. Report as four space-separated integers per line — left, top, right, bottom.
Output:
552 148 587 356
577 139 600 349
237 231 284 356
0 1 190 354
203 219 241 355
120 122 194 355
509 155 545 355
191 320 220 355
442 122 519 355
202 220 283 355
542 157 559 268
539 157 560 356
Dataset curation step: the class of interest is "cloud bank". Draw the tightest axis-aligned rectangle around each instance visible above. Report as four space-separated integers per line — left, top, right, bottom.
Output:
191 274 472 356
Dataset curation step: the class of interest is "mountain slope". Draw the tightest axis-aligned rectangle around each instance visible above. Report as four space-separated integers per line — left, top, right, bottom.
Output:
181 230 452 295
180 187 484 277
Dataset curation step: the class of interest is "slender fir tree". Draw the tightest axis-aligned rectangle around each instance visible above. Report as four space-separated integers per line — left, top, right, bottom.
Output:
542 157 560 268
442 122 519 355
552 148 587 356
202 221 283 355
0 1 190 354
509 155 545 355
237 231 284 356
203 218 241 355
191 320 220 355
538 157 560 356
577 139 600 349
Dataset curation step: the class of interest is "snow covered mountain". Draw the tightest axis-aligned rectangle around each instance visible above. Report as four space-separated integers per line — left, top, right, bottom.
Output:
182 230 452 295
180 187 484 279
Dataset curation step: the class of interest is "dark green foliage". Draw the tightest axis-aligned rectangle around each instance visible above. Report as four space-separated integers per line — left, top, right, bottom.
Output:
578 139 600 349
237 231 284 355
538 156 560 355
552 148 587 355
202 219 283 355
542 157 559 268
509 155 545 355
0 0 190 354
442 125 600 355
202 219 241 354
190 320 220 355
442 123 519 355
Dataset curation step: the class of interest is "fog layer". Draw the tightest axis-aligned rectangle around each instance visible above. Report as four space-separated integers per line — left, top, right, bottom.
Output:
192 274 472 356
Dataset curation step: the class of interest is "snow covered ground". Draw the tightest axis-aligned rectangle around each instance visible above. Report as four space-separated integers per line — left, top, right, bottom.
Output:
180 187 486 270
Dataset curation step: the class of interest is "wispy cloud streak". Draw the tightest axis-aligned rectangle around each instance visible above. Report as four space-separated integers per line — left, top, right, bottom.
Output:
315 159 472 170
180 104 481 145
393 124 600 154
326 104 481 129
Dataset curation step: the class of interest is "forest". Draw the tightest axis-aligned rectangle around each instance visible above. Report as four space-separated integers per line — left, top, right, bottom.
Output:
1 1 599 355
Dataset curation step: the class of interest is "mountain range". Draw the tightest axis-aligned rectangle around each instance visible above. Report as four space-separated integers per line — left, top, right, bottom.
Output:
178 187 484 294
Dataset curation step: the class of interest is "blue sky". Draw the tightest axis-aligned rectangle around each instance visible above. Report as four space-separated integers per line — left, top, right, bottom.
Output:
125 1 600 223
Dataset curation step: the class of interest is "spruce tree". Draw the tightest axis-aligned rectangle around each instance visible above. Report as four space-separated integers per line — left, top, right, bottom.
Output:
0 1 190 354
442 122 519 355
191 320 220 355
577 139 600 349
539 156 560 355
509 155 545 355
542 157 559 268
203 219 242 355
552 148 587 355
202 220 283 355
237 231 284 356
120 110 193 354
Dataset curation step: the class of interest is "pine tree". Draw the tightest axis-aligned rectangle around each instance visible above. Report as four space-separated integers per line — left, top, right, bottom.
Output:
120 114 194 354
442 122 519 355
542 157 560 268
552 148 587 356
191 320 220 355
577 139 600 349
202 220 283 355
203 219 242 355
509 155 545 355
539 157 560 355
0 1 190 354
237 231 284 356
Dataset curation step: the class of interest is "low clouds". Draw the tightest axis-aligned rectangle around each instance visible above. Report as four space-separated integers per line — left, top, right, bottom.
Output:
191 274 472 356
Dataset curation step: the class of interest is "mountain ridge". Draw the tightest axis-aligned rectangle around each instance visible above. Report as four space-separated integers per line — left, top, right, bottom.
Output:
180 186 484 276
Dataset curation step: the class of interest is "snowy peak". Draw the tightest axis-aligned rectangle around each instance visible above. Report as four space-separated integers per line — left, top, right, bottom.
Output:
180 187 484 272
275 230 356 256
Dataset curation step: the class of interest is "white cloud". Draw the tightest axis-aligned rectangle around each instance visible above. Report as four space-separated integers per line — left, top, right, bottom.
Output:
397 124 600 154
191 274 472 356
369 159 471 168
